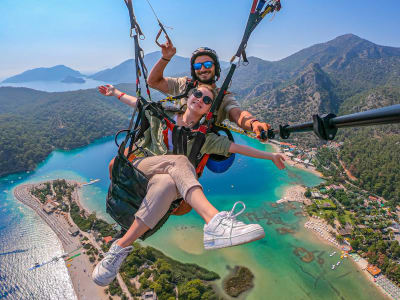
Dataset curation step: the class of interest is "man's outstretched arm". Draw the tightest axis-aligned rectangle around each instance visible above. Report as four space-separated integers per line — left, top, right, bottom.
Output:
229 107 271 140
148 39 176 94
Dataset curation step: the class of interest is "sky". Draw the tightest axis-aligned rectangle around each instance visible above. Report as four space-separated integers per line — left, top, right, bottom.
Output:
1 0 400 79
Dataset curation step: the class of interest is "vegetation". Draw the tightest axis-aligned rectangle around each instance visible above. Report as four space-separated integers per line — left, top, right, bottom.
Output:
119 242 220 300
223 266 254 297
304 181 400 286
0 86 132 176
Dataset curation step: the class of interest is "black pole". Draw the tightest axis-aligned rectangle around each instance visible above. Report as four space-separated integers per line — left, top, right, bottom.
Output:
265 104 400 140
330 104 400 128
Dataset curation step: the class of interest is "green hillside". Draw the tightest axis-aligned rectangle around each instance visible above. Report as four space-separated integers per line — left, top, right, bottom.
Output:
338 87 400 203
0 86 133 176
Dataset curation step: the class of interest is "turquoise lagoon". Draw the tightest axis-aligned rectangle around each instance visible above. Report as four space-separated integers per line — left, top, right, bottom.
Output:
0 134 387 299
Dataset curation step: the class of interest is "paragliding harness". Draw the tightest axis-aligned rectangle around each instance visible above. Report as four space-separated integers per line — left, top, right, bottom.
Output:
106 0 282 240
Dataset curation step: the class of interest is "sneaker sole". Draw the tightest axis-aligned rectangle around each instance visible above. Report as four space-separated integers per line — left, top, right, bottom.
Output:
92 266 113 287
204 228 265 250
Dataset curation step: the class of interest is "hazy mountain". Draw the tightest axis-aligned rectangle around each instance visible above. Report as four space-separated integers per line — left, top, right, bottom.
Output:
89 51 190 83
2 65 83 83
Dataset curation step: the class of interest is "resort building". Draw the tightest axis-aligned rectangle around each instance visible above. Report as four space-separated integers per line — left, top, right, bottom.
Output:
367 264 382 278
103 236 113 244
42 202 59 214
141 290 157 300
68 226 80 237
311 192 323 199
338 224 353 237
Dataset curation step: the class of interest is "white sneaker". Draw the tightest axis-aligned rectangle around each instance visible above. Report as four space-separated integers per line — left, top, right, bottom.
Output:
203 201 265 250
92 239 133 286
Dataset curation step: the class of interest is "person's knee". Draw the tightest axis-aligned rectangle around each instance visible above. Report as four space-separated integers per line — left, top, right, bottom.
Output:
173 155 193 169
148 174 177 198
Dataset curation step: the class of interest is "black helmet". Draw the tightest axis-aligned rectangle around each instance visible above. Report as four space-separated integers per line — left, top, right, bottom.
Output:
190 47 221 82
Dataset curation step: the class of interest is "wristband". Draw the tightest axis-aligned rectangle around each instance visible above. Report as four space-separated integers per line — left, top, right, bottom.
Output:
249 119 259 130
161 57 171 62
118 93 125 100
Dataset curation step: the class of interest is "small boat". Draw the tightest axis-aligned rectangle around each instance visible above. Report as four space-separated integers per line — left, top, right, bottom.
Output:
336 261 341 266
331 265 336 270
329 251 336 257
82 179 100 186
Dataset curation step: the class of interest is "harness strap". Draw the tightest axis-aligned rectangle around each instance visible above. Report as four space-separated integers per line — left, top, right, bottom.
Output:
196 154 210 176
170 79 198 100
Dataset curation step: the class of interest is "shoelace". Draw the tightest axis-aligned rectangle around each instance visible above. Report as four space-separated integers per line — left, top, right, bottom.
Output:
225 201 246 242
104 247 129 269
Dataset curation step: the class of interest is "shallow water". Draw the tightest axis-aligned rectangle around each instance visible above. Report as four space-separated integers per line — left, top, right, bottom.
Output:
0 134 387 299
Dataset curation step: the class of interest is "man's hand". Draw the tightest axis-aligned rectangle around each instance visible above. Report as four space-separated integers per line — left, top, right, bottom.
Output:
160 39 176 60
272 154 286 170
252 121 271 141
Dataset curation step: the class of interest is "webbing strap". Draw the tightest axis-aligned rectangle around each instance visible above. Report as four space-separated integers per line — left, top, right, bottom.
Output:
124 0 144 37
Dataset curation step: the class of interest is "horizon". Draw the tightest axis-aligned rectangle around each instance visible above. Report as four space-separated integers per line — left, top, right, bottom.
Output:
1 0 400 79
1 33 399 81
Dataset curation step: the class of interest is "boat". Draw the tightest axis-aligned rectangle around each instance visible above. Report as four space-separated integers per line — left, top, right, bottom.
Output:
329 251 336 257
336 261 341 266
331 264 336 270
82 179 100 186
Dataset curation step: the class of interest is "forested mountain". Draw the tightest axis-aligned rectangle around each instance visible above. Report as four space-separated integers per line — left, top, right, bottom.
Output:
0 86 134 176
230 34 400 101
235 34 400 202
338 87 400 202
2 65 84 83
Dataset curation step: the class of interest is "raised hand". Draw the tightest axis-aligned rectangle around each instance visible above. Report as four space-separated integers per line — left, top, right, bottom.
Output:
98 84 117 97
160 38 176 60
272 154 286 170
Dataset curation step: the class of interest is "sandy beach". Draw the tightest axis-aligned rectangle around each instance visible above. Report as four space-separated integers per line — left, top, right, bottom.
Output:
278 185 312 205
13 181 110 300
268 142 324 178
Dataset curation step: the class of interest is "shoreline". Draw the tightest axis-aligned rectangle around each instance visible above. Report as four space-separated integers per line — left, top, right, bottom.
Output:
350 256 392 300
279 186 393 299
13 181 109 300
278 185 312 205
268 142 324 178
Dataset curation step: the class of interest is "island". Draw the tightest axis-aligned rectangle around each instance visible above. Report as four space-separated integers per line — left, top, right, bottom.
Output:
14 179 221 300
61 76 86 83
223 266 254 297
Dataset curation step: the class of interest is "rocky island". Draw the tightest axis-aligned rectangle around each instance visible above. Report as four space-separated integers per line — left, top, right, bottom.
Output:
61 75 86 83
223 265 254 297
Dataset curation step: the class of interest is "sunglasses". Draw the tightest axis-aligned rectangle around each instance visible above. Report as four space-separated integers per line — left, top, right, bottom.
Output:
193 61 214 70
193 89 213 105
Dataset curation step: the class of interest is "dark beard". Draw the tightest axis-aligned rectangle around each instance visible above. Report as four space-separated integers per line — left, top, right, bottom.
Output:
197 76 215 84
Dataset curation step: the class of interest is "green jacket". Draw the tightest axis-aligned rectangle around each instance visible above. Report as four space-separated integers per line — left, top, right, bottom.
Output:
135 110 232 158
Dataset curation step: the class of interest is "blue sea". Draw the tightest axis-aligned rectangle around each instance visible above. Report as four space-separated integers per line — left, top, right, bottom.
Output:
0 79 107 93
0 134 387 299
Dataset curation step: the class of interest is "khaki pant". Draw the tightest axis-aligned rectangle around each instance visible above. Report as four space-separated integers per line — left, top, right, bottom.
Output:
132 155 202 229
